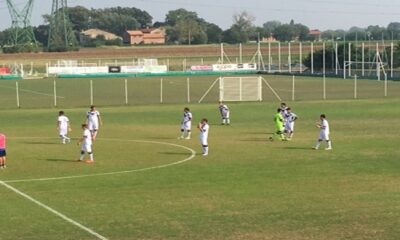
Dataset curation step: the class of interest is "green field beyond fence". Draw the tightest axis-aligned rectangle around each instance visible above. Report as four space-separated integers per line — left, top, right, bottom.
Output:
0 75 400 109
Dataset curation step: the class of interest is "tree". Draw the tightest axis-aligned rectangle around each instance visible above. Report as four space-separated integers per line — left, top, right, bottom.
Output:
164 8 210 44
294 23 310 41
273 24 296 42
263 21 281 37
222 11 255 43
387 22 400 40
33 25 49 46
165 8 198 26
205 23 223 43
173 18 207 44
222 27 246 44
91 10 140 36
68 6 91 31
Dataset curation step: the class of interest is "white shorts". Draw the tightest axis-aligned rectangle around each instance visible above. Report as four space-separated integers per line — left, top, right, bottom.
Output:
200 137 208 146
221 112 230 119
81 144 92 153
285 122 294 132
59 127 68 136
88 122 99 131
319 131 330 141
181 121 191 130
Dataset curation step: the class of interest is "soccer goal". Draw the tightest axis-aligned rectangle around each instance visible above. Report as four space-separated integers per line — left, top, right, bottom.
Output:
198 76 282 103
219 76 262 101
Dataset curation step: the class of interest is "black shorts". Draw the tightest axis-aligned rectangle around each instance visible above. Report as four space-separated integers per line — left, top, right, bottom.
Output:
0 149 6 157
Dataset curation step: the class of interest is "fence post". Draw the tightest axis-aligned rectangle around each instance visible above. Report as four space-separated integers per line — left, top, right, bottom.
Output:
53 79 57 107
125 79 128 105
323 75 326 100
187 78 191 103
354 75 357 99
384 73 388 97
292 75 295 101
90 80 94 105
16 81 20 108
160 78 163 103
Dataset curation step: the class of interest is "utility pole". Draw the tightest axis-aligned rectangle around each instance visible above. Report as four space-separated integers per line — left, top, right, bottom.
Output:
6 0 38 51
47 0 78 51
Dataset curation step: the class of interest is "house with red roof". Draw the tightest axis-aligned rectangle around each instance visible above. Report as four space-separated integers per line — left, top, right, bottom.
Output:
123 28 166 45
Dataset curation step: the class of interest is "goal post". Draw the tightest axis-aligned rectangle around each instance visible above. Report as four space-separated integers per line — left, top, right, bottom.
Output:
199 76 281 103
219 76 262 101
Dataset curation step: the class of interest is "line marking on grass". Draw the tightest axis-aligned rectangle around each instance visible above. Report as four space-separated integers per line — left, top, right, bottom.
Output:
0 180 108 240
3 138 197 183
0 85 65 98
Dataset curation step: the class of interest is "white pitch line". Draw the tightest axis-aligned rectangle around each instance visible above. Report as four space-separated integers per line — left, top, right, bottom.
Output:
0 180 108 240
0 85 65 98
4 138 197 183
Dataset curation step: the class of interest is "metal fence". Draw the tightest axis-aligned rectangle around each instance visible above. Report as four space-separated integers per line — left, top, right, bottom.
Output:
1 75 400 110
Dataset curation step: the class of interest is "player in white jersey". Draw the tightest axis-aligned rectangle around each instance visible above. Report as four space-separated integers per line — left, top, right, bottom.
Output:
179 107 192 139
77 124 94 163
219 101 230 125
279 102 289 126
57 111 71 144
284 108 298 140
198 118 210 156
86 105 102 140
314 114 332 150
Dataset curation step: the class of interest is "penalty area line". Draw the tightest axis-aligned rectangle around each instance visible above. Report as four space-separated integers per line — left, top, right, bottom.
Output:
0 180 108 240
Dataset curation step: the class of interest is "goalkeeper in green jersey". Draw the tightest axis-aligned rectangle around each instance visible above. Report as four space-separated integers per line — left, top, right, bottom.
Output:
269 108 286 141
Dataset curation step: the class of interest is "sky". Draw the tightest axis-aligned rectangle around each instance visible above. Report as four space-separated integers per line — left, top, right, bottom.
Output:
0 0 400 31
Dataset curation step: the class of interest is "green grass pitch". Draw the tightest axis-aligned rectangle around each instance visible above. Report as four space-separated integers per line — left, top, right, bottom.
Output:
1 97 400 239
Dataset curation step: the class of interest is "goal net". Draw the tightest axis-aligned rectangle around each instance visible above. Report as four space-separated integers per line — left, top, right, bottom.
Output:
199 76 281 103
219 76 262 101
